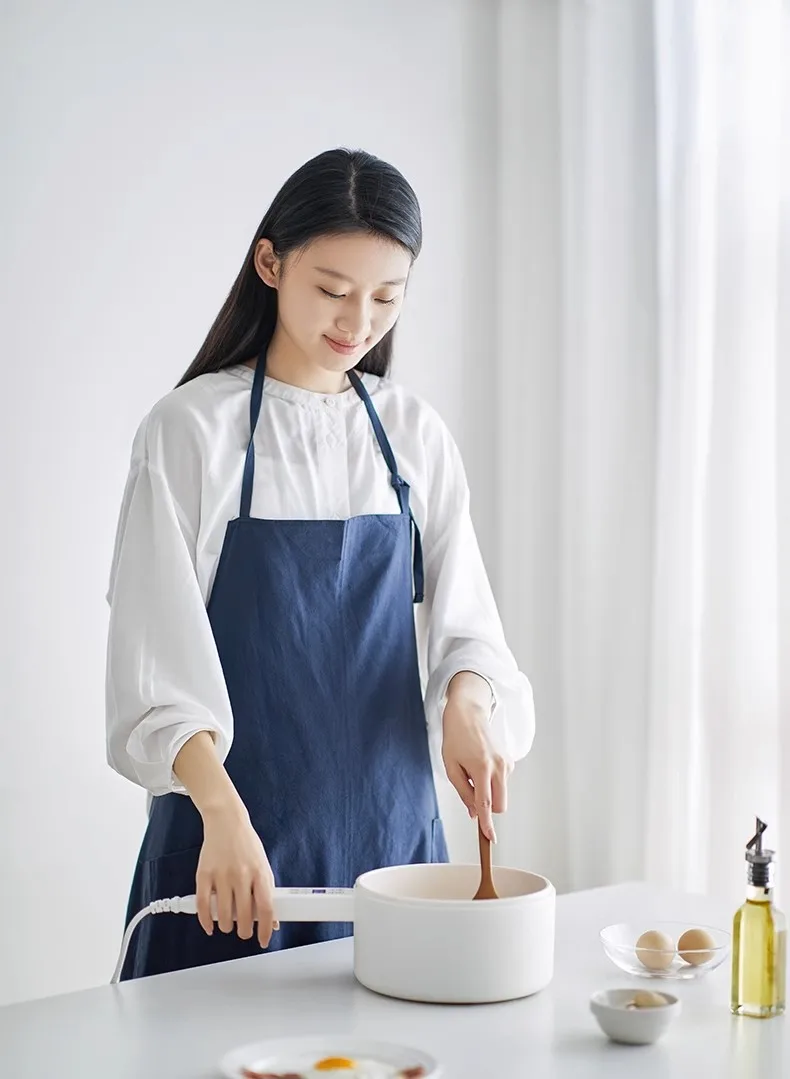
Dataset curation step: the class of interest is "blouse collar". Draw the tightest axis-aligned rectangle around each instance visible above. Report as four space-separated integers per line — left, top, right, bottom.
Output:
227 363 379 411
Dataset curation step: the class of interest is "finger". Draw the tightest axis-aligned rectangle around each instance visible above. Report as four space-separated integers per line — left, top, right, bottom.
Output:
196 871 214 936
216 878 235 934
445 762 477 817
472 766 496 843
253 875 276 949
234 876 254 941
491 755 509 815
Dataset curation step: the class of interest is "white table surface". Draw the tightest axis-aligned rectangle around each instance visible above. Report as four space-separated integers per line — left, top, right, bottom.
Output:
0 881 786 1077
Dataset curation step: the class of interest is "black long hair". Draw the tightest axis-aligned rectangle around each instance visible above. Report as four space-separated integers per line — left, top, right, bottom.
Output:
177 148 422 387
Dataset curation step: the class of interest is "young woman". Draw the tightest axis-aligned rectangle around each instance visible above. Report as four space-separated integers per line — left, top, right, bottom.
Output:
106 147 535 979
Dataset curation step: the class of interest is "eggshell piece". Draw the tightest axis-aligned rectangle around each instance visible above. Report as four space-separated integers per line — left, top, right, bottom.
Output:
629 989 669 1008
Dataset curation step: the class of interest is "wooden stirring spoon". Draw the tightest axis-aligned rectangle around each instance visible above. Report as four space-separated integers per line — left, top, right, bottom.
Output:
473 823 500 900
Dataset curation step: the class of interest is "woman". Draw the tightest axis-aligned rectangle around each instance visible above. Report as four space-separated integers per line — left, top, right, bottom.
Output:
106 147 535 980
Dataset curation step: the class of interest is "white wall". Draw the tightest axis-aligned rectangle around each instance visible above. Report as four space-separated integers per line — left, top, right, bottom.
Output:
0 0 502 1004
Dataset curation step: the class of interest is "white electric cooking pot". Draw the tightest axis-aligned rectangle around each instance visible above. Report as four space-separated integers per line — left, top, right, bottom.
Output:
270 862 556 1004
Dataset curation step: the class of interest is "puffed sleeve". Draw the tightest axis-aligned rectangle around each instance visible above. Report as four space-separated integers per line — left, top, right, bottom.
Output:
105 410 233 796
420 416 535 762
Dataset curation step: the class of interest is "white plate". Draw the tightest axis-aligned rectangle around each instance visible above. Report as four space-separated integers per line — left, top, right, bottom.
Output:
218 1035 442 1078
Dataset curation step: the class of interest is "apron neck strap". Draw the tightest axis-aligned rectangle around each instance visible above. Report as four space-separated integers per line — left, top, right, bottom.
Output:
347 370 409 515
240 359 410 520
239 358 423 602
240 353 267 519
349 371 423 601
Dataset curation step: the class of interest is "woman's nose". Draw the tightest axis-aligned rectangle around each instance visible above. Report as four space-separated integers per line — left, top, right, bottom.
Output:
335 303 369 341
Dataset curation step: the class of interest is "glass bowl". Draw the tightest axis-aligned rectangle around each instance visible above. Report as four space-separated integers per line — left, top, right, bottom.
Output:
600 921 731 980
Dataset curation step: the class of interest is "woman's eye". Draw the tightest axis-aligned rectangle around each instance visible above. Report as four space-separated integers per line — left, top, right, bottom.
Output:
318 287 397 305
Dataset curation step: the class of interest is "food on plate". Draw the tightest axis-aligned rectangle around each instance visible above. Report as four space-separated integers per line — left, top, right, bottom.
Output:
241 1070 301 1078
634 929 675 970
242 1071 302 1079
625 989 669 1009
240 1058 428 1078
677 927 716 965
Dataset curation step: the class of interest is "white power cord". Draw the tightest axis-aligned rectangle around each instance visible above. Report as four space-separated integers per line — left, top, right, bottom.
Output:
110 894 198 984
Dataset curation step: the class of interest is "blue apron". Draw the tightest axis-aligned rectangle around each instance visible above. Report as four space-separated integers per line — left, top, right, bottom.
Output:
119 354 449 979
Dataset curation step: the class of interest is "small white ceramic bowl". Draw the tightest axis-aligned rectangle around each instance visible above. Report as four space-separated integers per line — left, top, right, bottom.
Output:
590 988 681 1045
600 921 730 979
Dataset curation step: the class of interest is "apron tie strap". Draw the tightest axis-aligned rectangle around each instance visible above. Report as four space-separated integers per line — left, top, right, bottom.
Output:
410 511 425 604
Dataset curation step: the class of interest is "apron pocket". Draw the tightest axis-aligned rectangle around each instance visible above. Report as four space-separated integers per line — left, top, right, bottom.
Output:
141 844 203 906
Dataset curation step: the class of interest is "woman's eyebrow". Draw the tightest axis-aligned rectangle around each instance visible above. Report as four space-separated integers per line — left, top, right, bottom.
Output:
313 266 407 287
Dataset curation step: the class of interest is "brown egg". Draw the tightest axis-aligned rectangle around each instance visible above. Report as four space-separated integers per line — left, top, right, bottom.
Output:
677 927 716 965
635 929 675 970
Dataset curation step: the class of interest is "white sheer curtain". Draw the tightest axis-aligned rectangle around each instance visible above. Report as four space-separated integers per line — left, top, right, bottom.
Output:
495 0 790 907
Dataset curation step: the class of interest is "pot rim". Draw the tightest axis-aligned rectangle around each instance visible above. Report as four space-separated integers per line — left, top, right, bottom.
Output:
354 864 556 910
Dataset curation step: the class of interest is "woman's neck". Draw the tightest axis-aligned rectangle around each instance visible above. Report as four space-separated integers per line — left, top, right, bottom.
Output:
244 330 350 395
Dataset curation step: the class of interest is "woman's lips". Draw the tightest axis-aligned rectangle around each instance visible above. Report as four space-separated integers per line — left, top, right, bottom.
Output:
324 335 363 355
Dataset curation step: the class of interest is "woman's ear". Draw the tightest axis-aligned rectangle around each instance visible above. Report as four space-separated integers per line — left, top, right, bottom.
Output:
254 238 281 288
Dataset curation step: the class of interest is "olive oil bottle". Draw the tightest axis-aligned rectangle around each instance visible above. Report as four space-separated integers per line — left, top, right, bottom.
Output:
731 818 786 1018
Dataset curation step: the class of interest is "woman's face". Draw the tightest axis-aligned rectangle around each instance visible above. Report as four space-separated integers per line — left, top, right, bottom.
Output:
254 231 412 376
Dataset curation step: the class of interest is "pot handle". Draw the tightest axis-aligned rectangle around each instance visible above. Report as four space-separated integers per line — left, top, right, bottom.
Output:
272 887 355 923
111 889 356 984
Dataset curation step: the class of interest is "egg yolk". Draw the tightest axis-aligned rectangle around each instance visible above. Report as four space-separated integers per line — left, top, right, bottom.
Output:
314 1059 357 1071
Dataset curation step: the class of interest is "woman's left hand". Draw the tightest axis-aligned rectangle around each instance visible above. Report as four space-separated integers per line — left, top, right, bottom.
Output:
441 672 513 844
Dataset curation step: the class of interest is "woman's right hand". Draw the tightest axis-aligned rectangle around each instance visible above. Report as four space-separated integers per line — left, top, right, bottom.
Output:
196 804 278 949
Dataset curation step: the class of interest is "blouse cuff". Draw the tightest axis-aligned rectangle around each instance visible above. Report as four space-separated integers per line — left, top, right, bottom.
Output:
124 714 230 797
424 651 535 764
440 669 497 721
425 650 509 731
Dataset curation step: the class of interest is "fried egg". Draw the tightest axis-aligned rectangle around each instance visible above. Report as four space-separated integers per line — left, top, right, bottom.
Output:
241 1056 425 1078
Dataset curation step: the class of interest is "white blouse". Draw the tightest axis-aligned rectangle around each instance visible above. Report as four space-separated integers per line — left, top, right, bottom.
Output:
105 363 535 796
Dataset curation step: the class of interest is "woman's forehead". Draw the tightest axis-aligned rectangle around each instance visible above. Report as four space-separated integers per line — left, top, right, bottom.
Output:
293 232 411 285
